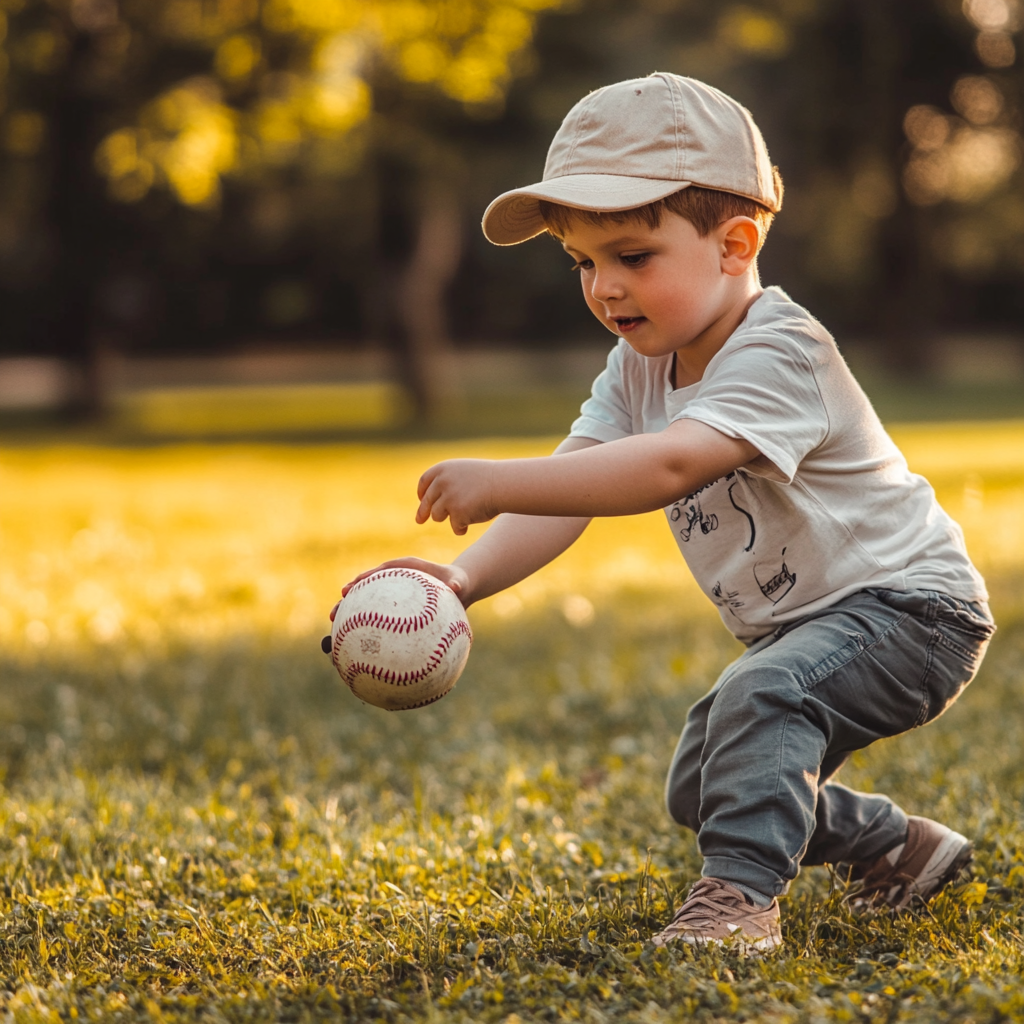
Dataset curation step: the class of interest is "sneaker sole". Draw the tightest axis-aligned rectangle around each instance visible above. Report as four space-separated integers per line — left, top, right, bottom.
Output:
652 931 783 953
684 933 782 954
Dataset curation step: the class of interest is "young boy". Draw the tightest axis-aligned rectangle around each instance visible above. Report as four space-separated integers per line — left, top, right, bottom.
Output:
340 74 994 950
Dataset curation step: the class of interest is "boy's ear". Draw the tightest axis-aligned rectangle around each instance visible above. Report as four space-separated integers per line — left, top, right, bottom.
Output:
718 216 760 276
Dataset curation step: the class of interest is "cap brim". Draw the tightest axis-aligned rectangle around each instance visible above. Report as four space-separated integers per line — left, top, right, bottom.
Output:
481 175 692 246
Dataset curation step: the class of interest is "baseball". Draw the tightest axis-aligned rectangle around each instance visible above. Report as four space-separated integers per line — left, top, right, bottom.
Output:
325 568 472 710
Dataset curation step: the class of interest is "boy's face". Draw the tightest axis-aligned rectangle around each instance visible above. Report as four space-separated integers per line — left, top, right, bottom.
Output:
560 211 749 366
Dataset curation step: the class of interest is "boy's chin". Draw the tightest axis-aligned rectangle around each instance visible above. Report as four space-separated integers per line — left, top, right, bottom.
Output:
621 335 678 359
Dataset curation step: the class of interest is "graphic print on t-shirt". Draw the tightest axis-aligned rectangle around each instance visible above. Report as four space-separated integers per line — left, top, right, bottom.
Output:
671 474 754 548
668 471 774 625
754 548 797 604
669 475 739 547
669 487 719 541
571 288 986 642
668 471 805 624
665 465 891 640
727 480 756 552
711 580 746 621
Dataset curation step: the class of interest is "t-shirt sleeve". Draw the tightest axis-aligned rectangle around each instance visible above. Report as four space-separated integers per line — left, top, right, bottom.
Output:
568 341 634 442
674 335 828 483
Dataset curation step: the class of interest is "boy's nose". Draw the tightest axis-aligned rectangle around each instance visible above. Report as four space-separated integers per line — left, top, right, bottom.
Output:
591 273 625 303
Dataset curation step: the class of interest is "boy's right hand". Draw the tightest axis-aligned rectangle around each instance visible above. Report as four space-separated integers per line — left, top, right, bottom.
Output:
331 558 471 621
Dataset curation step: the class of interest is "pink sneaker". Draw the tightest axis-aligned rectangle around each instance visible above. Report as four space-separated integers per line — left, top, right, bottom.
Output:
846 816 973 911
651 878 782 953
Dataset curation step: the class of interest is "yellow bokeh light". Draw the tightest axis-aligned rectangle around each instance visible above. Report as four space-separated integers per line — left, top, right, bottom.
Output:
264 0 364 35
215 34 261 80
904 105 952 151
951 75 1004 126
255 97 304 150
95 128 140 179
962 0 1017 32
97 0 565 207
94 128 156 202
433 0 475 39
719 6 790 57
374 0 436 42
400 38 448 82
904 122 1021 206
4 109 46 156
162 114 238 205
161 0 259 41
443 50 503 104
975 30 1016 67
98 80 238 206
305 78 372 136
485 6 533 49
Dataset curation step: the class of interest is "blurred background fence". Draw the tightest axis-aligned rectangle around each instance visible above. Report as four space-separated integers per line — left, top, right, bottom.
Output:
0 0 1021 434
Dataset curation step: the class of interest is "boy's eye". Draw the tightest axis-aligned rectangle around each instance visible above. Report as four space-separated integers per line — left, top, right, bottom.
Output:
570 260 593 272
620 253 650 267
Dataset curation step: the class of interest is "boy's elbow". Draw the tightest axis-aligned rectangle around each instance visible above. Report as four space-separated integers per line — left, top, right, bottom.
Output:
654 451 700 507
650 420 753 506
666 469 700 506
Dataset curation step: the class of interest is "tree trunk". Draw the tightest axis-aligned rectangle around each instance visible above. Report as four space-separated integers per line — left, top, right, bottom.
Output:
399 185 463 424
48 31 112 417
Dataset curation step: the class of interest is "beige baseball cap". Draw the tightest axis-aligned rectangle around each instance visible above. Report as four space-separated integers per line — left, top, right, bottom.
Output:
482 73 780 246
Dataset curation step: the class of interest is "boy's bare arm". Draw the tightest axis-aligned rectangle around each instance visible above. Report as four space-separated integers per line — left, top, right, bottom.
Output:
417 419 758 535
337 437 599 609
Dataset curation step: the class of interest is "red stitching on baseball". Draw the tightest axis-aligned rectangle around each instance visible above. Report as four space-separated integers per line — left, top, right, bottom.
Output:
335 569 444 647
339 618 472 690
390 688 453 711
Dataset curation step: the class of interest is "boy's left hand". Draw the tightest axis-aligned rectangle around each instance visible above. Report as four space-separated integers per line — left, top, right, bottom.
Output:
416 459 497 535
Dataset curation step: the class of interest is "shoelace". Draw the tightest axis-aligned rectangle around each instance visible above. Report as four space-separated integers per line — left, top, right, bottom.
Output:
852 856 915 905
666 878 752 929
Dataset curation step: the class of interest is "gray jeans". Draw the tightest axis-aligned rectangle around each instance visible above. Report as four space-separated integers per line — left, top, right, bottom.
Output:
665 588 995 898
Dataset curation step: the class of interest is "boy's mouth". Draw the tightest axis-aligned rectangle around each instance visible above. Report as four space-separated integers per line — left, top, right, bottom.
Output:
612 316 646 332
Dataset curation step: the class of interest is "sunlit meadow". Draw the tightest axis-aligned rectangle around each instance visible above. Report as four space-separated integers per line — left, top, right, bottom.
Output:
0 421 1023 1022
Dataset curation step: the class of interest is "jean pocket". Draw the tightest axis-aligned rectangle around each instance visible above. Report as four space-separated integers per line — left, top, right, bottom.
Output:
919 604 993 726
933 595 995 661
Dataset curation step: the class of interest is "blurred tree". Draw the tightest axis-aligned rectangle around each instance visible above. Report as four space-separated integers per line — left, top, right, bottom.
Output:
0 0 564 416
0 0 1021 417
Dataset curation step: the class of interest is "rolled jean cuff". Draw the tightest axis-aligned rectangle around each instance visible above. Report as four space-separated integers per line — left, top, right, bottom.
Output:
847 803 909 864
804 791 910 867
701 855 790 899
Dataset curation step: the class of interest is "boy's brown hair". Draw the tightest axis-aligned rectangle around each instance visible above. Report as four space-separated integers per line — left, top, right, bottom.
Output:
538 172 784 253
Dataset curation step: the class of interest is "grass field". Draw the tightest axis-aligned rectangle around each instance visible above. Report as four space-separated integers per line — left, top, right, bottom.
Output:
0 421 1023 1022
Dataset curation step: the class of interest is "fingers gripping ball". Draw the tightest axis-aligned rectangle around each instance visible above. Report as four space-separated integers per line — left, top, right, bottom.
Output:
326 569 472 711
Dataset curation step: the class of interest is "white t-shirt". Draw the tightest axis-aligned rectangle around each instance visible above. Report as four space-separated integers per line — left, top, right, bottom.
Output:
569 286 987 644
